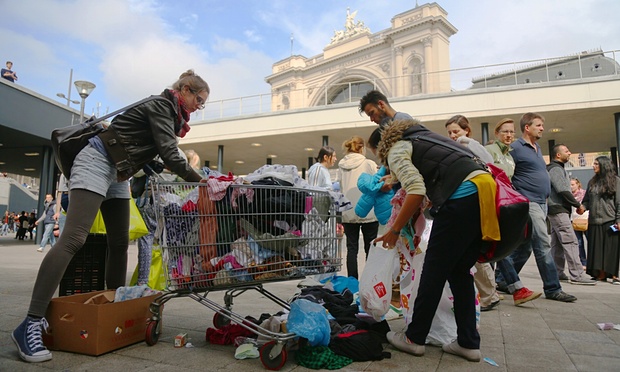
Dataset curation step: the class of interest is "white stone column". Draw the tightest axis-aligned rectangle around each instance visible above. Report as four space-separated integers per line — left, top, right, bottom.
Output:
421 36 433 93
394 46 404 96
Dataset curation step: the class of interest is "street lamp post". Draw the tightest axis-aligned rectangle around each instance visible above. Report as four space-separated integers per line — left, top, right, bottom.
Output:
74 80 96 121
56 93 80 106
57 68 80 106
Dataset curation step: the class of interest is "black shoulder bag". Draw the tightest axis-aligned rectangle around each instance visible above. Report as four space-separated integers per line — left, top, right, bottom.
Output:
51 95 167 178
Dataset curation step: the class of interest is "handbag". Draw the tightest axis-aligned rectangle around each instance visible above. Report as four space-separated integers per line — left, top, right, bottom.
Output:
51 95 167 178
572 214 588 232
480 163 530 263
572 219 588 231
89 198 149 240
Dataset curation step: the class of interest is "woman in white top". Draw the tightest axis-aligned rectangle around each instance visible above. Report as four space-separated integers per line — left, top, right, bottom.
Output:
307 146 337 189
337 136 379 279
445 115 494 164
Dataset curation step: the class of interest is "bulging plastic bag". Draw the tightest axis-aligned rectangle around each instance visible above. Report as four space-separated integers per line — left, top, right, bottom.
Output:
359 243 400 321
287 299 331 346
398 220 480 346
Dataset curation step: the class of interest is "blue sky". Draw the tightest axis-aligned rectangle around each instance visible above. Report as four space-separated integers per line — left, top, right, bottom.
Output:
2 0 620 116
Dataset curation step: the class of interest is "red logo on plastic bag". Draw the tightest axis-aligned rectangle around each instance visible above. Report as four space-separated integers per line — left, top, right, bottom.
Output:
373 282 387 298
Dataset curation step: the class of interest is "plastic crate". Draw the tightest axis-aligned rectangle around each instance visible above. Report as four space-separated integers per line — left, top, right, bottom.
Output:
59 234 107 296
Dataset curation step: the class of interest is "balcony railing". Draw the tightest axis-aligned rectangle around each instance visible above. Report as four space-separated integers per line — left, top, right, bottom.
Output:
193 49 619 121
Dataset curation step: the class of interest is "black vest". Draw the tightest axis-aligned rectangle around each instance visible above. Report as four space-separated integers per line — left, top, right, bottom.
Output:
401 125 484 210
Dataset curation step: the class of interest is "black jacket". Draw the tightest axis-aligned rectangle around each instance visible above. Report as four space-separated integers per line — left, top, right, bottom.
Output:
105 90 201 182
547 160 580 215
401 125 484 210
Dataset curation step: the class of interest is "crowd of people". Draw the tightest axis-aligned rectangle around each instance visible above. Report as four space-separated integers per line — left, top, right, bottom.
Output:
304 89 617 362
1 210 35 239
9 81 619 366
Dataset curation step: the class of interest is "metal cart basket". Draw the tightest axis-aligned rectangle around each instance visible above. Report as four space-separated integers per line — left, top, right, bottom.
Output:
146 180 341 370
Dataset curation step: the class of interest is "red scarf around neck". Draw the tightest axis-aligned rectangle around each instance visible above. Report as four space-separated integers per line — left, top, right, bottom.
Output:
168 89 191 138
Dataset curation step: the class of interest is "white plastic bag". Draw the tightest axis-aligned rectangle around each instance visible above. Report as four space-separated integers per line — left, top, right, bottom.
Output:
359 243 399 321
399 247 458 345
398 220 480 346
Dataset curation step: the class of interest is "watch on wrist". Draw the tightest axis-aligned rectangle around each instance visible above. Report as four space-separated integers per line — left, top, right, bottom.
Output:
391 229 401 235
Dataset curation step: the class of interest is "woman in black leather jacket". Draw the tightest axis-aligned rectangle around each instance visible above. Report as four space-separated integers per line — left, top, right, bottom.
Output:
12 70 209 363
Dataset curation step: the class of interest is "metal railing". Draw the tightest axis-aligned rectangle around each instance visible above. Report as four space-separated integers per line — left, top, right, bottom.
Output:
193 49 619 121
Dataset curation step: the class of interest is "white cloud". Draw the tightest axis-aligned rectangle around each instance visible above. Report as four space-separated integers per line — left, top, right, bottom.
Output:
180 14 199 31
244 30 262 43
2 0 619 111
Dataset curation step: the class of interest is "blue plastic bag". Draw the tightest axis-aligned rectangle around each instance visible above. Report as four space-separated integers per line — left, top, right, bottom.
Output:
321 275 359 294
287 299 330 346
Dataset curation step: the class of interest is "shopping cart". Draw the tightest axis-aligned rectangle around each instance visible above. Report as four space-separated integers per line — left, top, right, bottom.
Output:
145 180 341 370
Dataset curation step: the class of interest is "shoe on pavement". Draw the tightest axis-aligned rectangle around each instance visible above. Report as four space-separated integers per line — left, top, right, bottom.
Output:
480 300 500 312
496 282 509 294
569 275 597 285
442 341 481 362
386 331 424 356
11 316 52 363
513 287 542 306
546 291 577 302
36 247 43 253
558 272 569 281
611 278 620 285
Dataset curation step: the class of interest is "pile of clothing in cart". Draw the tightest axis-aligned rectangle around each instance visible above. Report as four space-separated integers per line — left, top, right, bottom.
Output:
154 165 351 290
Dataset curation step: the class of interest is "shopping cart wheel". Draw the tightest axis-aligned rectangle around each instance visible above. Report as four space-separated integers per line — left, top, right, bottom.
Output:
260 341 287 371
212 311 231 329
145 320 160 346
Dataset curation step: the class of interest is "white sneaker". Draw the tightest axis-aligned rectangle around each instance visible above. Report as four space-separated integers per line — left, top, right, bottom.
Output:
442 340 481 362
36 247 43 253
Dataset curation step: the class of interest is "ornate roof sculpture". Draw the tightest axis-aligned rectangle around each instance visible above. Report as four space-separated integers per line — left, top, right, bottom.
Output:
329 8 370 45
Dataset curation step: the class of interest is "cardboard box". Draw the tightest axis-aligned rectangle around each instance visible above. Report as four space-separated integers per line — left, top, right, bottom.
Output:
43 290 158 356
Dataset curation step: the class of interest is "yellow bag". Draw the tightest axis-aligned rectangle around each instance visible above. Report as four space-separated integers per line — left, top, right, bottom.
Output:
89 211 107 234
89 198 149 240
128 199 149 240
130 246 167 290
572 218 588 232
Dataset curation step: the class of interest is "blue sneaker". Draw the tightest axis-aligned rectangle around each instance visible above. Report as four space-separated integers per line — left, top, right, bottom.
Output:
11 316 52 363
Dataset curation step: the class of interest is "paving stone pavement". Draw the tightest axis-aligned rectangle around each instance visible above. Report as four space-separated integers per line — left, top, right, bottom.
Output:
1 235 619 371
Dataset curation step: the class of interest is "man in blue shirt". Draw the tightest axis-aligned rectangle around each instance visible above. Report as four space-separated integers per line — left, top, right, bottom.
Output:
497 113 577 303
1 61 18 82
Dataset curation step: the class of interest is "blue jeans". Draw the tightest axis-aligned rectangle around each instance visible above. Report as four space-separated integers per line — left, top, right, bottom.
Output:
58 212 66 235
40 222 56 248
498 202 562 297
496 255 525 294
575 230 587 266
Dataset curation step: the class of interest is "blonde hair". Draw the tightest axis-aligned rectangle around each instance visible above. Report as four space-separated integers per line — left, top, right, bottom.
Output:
342 136 365 154
494 118 514 133
172 70 210 95
184 149 201 169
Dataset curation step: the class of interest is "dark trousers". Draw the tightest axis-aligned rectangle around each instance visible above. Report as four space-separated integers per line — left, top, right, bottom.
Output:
16 227 27 240
343 221 379 279
405 193 482 349
29 190 130 317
